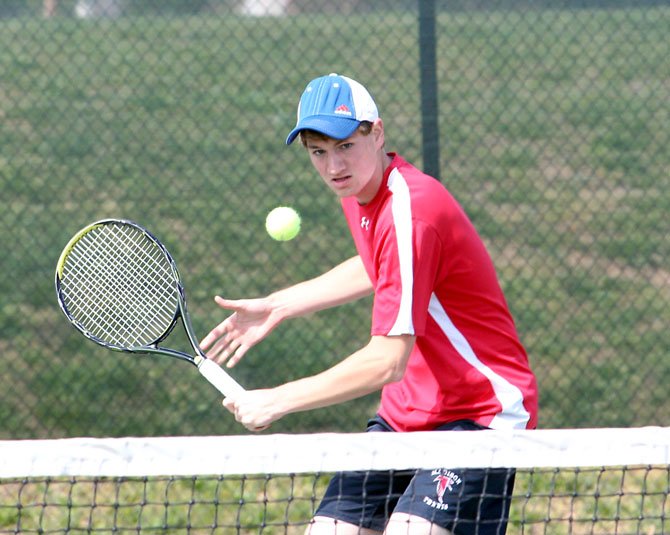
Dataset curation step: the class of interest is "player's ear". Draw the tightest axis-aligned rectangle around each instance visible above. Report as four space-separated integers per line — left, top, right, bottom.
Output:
372 118 385 149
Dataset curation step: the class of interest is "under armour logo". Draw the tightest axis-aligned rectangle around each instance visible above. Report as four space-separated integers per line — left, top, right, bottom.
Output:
361 217 371 230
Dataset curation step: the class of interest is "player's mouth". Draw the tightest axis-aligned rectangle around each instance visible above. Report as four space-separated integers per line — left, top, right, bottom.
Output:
331 175 352 186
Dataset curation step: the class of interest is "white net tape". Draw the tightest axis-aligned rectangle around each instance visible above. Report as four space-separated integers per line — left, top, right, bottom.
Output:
2 427 668 478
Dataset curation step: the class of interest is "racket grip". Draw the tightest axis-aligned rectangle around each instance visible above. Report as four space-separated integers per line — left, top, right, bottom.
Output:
197 357 245 397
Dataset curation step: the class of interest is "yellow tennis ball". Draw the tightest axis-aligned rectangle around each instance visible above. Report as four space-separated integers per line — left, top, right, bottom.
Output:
265 206 301 241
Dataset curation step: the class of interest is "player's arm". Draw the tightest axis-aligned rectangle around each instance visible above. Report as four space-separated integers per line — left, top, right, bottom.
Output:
223 334 415 431
269 254 372 318
201 255 372 366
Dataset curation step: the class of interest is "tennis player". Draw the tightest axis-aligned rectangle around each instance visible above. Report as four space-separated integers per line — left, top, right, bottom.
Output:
201 73 538 535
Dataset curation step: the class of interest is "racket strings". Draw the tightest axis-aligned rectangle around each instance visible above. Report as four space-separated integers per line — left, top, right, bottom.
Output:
64 230 170 343
73 235 170 341
65 227 175 345
59 223 179 347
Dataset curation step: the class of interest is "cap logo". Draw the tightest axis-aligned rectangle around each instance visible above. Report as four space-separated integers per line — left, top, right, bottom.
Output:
334 104 352 116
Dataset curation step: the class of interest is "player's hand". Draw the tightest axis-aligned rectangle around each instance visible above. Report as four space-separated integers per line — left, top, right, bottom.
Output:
222 389 281 432
201 296 279 367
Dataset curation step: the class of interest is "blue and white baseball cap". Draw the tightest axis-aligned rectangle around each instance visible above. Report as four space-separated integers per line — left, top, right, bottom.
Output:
285 73 379 145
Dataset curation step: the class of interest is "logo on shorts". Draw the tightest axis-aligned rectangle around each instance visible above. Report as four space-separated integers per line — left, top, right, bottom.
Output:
422 469 463 511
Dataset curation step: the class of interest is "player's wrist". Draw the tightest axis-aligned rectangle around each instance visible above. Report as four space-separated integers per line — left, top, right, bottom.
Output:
263 386 291 421
266 291 295 323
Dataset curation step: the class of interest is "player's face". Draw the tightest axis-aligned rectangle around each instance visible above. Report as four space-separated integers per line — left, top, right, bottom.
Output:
305 120 387 204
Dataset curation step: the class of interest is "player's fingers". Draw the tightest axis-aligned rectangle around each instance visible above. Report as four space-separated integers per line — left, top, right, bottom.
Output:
239 412 271 432
220 333 244 360
214 296 247 311
222 397 236 413
209 334 248 366
202 318 243 354
199 334 215 350
207 341 234 365
202 335 225 361
225 344 249 368
236 410 267 431
199 320 230 349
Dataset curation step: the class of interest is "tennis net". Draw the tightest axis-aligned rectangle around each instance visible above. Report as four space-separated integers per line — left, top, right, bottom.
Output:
1 427 668 534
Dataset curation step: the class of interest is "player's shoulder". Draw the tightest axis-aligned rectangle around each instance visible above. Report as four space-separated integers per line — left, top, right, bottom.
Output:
388 154 445 187
388 157 454 206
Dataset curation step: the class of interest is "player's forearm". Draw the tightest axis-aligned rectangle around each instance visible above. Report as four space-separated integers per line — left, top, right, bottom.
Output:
272 335 414 417
268 255 372 320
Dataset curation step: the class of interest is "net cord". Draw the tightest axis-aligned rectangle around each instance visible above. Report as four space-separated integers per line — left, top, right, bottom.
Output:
1 427 668 479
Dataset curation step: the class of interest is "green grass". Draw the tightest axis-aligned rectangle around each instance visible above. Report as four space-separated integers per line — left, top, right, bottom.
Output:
0 7 668 438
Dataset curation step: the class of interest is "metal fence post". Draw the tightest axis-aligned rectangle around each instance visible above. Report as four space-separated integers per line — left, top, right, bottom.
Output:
418 0 440 180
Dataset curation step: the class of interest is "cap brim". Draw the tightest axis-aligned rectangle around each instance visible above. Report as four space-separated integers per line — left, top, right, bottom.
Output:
285 116 361 145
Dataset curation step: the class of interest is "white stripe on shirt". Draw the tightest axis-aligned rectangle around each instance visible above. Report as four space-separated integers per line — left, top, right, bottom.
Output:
387 169 415 336
428 293 531 430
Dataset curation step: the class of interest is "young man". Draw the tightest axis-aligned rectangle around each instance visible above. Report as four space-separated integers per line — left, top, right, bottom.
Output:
201 74 538 534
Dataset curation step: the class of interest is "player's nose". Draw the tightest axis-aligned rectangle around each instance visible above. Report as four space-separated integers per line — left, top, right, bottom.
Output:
326 152 346 175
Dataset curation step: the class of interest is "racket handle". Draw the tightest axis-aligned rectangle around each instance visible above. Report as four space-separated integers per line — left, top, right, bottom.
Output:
196 357 245 397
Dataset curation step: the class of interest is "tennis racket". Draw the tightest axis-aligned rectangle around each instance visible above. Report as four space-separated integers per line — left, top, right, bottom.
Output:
55 218 244 397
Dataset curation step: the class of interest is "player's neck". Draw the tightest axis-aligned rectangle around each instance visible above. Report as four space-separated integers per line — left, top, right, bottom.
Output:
356 152 393 205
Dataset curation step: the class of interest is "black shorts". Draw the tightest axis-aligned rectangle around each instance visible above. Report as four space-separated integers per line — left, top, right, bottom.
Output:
313 416 515 534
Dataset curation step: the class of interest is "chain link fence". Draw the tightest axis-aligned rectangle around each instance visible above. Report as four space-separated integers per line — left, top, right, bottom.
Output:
1 0 668 438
